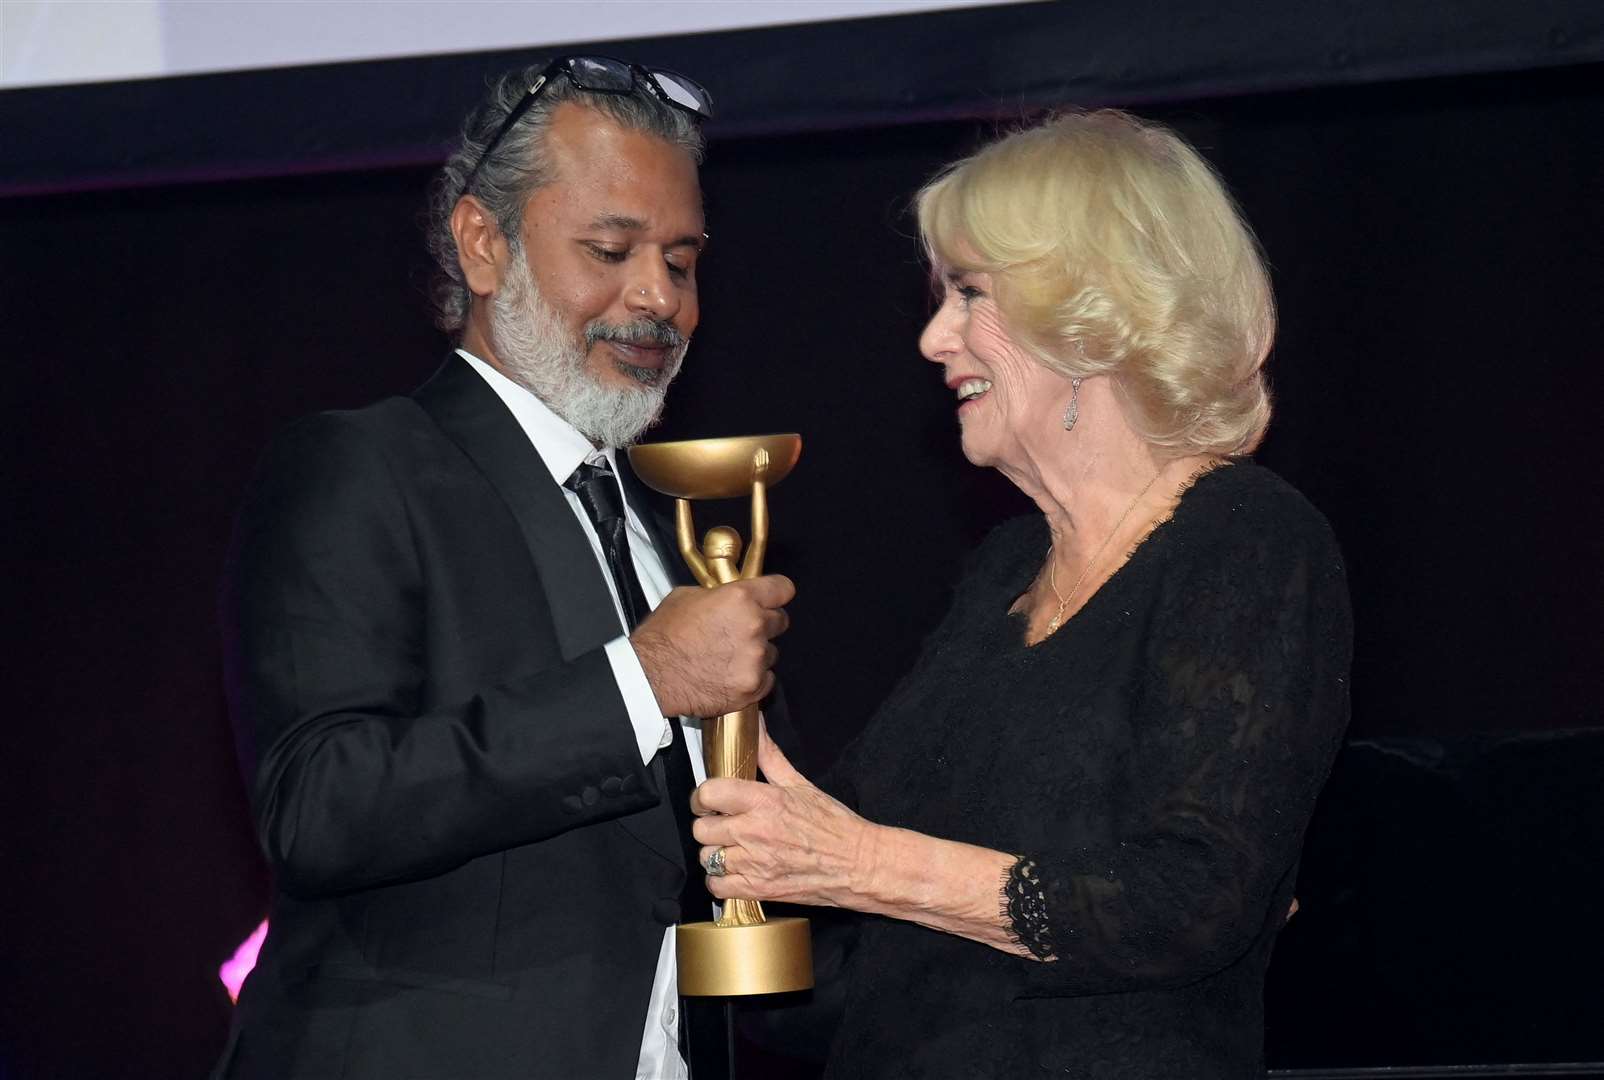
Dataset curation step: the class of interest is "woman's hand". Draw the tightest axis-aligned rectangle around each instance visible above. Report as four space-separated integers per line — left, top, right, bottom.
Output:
690 723 879 909
694 723 1032 955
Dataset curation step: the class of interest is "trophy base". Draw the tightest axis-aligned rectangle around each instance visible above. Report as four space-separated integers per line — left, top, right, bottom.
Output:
677 916 813 997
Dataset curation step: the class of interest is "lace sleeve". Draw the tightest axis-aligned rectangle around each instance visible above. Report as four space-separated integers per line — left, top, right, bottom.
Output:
1002 857 1056 960
1013 505 1352 993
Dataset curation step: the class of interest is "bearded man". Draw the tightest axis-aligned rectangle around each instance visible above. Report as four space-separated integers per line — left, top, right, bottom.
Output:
216 58 793 1080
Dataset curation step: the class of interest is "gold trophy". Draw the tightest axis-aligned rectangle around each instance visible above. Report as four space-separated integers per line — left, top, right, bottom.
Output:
627 434 813 997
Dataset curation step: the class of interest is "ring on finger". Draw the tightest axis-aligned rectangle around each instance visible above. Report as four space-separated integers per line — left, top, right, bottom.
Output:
705 846 729 877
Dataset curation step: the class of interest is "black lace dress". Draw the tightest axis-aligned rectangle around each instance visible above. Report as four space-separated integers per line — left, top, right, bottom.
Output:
822 463 1352 1079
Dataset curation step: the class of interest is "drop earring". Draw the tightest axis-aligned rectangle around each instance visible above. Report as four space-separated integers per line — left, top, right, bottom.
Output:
1062 378 1083 431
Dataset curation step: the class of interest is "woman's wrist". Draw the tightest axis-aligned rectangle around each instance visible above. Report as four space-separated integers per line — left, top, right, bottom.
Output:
845 823 967 918
842 818 892 910
841 825 1031 954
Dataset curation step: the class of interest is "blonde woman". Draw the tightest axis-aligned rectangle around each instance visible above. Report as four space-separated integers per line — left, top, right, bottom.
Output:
694 111 1352 1077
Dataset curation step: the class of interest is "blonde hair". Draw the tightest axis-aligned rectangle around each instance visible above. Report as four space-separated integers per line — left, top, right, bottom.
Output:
916 110 1275 457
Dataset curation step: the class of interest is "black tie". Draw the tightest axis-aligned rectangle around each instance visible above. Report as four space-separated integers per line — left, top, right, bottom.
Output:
565 460 652 629
563 460 730 1080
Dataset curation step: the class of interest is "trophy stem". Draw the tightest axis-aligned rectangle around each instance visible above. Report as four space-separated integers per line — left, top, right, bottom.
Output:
706 707 760 783
705 706 766 927
716 899 766 928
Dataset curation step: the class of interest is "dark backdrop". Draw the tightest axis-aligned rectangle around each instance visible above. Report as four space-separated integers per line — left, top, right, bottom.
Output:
2 48 1601 1080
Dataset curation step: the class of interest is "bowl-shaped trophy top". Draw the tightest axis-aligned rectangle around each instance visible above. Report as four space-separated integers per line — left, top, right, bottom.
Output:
628 434 801 500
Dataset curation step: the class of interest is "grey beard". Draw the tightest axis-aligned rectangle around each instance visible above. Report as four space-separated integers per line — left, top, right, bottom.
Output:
489 250 688 448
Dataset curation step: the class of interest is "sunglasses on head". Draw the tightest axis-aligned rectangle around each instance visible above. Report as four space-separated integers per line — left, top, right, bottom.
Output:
459 55 713 198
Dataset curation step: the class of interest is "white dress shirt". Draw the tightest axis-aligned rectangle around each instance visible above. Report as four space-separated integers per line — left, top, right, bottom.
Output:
459 349 702 1080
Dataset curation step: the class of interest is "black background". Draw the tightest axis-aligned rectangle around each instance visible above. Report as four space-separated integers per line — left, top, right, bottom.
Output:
2 5 1601 1077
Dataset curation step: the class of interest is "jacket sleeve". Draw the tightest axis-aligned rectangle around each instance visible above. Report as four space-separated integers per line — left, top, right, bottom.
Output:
222 412 661 899
1013 505 1353 995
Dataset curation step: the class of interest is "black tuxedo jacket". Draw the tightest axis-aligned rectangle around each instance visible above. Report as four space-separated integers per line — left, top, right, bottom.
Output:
216 356 780 1079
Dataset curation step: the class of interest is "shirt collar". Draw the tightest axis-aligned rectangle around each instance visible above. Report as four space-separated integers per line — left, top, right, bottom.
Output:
455 348 618 486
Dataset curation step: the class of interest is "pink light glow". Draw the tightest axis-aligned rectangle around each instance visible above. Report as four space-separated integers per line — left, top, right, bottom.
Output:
219 919 268 1003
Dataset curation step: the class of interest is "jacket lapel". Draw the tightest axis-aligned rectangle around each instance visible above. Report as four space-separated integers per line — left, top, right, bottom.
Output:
413 355 682 868
414 356 624 659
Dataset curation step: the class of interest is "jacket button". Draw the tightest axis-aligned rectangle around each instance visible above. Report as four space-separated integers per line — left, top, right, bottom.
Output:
561 795 583 814
620 774 640 793
581 785 600 806
601 776 623 795
652 899 680 926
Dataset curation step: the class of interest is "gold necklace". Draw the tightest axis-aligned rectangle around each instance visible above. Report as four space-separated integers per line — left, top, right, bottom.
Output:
1044 467 1165 636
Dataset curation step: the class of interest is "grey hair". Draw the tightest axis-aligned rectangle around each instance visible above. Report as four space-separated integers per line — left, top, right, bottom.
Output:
425 61 707 336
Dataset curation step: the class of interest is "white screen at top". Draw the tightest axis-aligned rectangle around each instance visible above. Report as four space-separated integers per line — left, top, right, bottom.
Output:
0 0 1026 89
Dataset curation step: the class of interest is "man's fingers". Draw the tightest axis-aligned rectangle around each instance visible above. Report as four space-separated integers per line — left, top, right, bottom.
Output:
760 607 789 640
741 574 795 609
